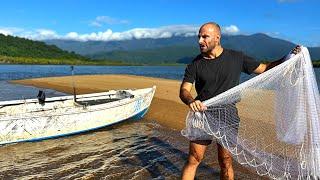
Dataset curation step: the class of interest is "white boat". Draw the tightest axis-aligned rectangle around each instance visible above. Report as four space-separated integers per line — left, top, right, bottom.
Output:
0 86 156 145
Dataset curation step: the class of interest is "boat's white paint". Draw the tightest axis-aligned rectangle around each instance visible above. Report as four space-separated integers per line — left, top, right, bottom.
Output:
0 86 156 145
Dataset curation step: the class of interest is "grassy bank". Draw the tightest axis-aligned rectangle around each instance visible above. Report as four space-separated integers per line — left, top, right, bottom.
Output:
0 56 133 66
0 56 186 66
1 55 319 67
313 60 320 67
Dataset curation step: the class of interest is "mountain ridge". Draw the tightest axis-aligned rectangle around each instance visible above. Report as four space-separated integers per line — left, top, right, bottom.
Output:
44 33 320 64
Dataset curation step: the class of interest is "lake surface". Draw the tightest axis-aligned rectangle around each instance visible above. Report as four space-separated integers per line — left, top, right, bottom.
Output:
0 65 186 81
0 64 319 179
0 64 268 101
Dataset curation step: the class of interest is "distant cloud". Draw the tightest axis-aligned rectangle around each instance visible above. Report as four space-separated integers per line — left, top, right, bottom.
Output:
90 16 129 27
222 25 240 35
61 25 199 41
0 27 23 36
21 29 59 40
59 25 240 41
1 24 241 41
0 29 13 36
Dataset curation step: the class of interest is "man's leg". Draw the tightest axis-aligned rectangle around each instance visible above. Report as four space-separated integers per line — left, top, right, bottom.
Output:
182 140 210 180
217 143 234 180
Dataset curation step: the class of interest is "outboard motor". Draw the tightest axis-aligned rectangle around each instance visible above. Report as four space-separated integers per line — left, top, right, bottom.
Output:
37 90 46 105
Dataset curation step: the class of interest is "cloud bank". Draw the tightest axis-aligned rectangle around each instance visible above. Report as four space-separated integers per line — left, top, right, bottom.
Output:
0 24 240 41
0 27 23 36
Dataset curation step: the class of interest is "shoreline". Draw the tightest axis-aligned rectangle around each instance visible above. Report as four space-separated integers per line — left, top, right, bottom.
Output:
1 62 320 67
0 61 186 67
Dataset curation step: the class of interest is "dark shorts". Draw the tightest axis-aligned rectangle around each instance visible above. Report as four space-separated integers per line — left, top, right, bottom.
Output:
191 103 240 145
191 139 213 145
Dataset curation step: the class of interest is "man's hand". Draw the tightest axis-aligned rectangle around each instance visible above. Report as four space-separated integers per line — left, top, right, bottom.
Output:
189 100 207 112
284 45 302 61
291 45 301 55
179 81 207 112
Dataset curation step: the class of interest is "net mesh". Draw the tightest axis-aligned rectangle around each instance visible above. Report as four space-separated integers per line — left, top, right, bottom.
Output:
181 47 320 179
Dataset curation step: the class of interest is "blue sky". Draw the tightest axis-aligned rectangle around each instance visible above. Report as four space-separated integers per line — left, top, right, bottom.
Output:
0 0 319 46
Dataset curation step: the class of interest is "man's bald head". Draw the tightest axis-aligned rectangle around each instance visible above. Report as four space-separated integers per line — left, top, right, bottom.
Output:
199 22 221 36
198 22 222 55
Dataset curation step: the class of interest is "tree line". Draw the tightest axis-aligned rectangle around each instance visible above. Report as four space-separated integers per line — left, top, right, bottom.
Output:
0 34 86 60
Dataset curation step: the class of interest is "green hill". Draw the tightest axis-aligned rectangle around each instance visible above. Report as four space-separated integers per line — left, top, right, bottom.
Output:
0 34 128 65
0 34 86 60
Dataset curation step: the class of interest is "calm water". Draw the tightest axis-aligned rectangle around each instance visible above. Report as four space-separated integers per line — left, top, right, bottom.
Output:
0 64 186 81
0 64 319 179
0 65 185 101
0 64 256 101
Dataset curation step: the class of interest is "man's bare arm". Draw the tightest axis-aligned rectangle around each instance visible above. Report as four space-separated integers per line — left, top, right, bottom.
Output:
179 82 206 112
253 57 284 74
179 82 194 105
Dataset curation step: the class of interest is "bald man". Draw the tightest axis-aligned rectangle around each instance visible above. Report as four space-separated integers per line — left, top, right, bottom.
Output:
179 22 300 180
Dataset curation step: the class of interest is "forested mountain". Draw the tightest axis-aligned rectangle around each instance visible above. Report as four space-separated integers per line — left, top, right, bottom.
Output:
45 33 320 64
45 36 197 55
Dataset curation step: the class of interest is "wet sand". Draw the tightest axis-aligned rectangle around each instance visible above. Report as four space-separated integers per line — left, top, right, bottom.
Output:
10 74 262 179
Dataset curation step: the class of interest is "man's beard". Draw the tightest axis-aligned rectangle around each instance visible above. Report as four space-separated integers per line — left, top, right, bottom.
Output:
200 44 216 54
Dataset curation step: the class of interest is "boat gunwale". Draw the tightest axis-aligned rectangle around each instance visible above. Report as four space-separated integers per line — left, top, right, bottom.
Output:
0 87 154 107
0 86 156 121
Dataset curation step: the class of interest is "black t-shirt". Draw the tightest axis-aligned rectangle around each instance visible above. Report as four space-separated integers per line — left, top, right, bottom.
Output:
183 49 260 101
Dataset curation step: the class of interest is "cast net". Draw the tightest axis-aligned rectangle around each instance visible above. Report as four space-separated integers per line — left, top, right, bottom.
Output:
181 47 320 179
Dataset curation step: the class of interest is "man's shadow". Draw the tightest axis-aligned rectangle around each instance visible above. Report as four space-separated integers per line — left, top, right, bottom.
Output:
117 135 220 179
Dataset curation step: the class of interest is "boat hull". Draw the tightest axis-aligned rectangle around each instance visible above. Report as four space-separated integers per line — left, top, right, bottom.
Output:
0 86 156 145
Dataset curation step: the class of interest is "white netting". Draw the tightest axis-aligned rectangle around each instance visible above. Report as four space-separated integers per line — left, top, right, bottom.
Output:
181 47 320 179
